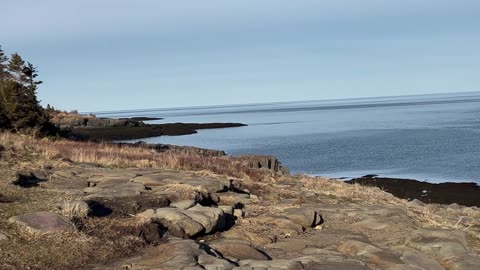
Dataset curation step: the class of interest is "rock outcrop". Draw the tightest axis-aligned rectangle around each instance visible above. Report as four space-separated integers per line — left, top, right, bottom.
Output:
240 155 290 175
5 163 480 270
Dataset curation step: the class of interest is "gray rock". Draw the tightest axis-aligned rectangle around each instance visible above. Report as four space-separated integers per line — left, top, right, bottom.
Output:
9 212 75 234
150 208 204 238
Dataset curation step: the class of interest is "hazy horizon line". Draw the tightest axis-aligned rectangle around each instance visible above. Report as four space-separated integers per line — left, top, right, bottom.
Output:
88 90 480 115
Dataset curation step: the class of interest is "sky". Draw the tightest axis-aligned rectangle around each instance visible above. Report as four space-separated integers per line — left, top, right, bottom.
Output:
1 1 479 112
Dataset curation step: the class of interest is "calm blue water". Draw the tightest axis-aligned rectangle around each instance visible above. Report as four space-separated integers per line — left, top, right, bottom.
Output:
99 92 480 184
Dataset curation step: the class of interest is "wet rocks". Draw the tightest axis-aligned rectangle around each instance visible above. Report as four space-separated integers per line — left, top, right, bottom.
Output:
9 212 75 234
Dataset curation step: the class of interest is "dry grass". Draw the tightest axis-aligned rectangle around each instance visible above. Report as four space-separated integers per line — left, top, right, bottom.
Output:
59 200 90 220
298 175 404 205
0 132 272 181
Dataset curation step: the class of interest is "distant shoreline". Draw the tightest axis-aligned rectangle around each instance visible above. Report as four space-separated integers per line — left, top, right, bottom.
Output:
347 175 480 207
68 122 247 141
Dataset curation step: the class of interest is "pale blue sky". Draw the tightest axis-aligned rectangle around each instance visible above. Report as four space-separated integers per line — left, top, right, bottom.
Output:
1 1 479 112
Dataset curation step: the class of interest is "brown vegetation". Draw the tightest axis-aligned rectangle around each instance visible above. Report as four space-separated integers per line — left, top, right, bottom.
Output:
0 132 273 182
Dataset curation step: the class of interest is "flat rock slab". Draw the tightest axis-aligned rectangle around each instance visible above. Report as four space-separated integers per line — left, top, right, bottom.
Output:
209 240 270 261
84 182 146 199
9 212 74 234
133 172 228 193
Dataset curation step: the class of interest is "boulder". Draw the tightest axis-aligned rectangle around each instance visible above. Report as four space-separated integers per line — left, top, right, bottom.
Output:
252 215 304 236
147 208 204 238
138 205 226 237
239 155 290 175
182 205 226 234
284 207 323 229
9 212 74 234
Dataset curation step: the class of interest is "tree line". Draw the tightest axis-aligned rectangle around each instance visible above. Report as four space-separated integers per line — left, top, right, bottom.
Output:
0 45 54 134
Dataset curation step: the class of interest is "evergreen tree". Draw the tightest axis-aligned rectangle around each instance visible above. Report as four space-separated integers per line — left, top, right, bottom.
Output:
0 46 8 80
7 53 27 85
0 45 54 134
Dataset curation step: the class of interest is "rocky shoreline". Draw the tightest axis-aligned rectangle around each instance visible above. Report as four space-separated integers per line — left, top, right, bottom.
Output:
347 175 480 207
67 122 247 141
1 134 480 269
50 111 247 141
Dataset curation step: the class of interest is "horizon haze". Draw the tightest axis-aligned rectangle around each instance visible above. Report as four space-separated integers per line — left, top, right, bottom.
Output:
2 1 479 111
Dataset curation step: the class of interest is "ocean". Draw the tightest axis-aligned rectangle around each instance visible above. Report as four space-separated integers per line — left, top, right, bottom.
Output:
99 92 480 184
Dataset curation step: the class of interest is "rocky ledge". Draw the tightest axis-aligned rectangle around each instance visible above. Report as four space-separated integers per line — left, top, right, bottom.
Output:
3 163 480 270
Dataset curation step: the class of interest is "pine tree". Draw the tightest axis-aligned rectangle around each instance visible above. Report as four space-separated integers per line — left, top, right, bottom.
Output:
7 53 27 85
0 46 8 80
0 47 53 133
